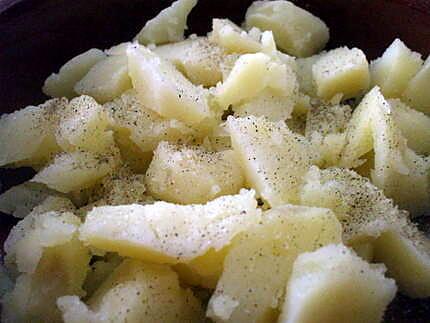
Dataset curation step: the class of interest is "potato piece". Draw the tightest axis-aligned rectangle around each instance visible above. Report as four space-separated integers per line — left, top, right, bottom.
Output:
225 116 317 206
43 49 106 98
401 56 430 114
135 0 197 45
0 98 66 167
295 53 323 96
29 196 76 217
127 44 215 126
312 47 370 100
350 241 374 262
370 39 423 98
31 148 121 193
56 95 113 153
209 18 262 54
80 190 261 282
389 98 430 155
74 55 132 103
58 259 204 323
244 1 329 57
232 89 295 121
207 205 342 323
278 244 396 323
374 230 430 298
2 212 90 323
154 36 227 87
114 132 153 173
145 142 244 204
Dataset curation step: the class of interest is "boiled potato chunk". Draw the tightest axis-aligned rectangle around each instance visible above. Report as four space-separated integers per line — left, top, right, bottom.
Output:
209 18 262 54
0 98 66 167
374 230 430 298
207 205 342 323
80 190 261 270
402 55 430 114
43 48 106 98
113 132 153 173
371 38 423 98
154 36 227 87
312 47 370 100
244 1 329 57
278 244 396 323
56 95 113 153
295 53 323 96
31 148 121 193
225 116 317 206
135 0 197 45
389 98 430 155
145 141 245 204
58 259 204 323
127 44 215 126
74 55 132 103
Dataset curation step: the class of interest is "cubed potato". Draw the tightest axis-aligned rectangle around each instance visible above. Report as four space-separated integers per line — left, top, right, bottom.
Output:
74 55 132 103
215 52 297 109
209 18 262 54
79 190 261 281
312 47 370 100
295 53 323 96
58 259 204 323
29 196 76 217
401 56 430 114
207 205 342 323
2 212 90 323
371 39 423 98
244 1 329 57
225 116 317 206
232 89 295 121
350 241 374 262
278 244 396 323
154 36 227 87
388 99 430 155
145 142 244 204
0 98 66 167
31 148 121 193
374 229 430 298
135 0 197 45
127 44 215 126
43 49 106 99
56 95 113 153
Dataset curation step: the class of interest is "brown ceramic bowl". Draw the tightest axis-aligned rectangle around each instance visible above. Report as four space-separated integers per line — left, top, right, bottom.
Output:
0 0 429 321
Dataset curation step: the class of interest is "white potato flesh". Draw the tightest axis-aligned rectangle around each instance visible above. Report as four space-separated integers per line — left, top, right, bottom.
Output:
278 244 396 323
209 18 262 54
207 205 342 323
74 55 132 103
389 98 430 155
225 116 317 206
295 53 323 96
402 55 430 114
154 36 227 87
244 1 329 57
0 98 66 167
31 149 121 193
145 142 245 204
56 95 113 153
371 38 423 98
127 44 214 126
135 0 197 45
58 259 204 323
43 48 106 99
312 47 370 100
80 190 260 267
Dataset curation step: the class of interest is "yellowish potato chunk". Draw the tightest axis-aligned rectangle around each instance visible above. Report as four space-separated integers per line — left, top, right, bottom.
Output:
145 141 245 204
244 1 329 57
402 55 430 114
312 47 370 100
371 38 423 98
58 259 204 323
135 0 197 45
74 55 132 103
295 53 323 96
225 116 317 206
43 49 106 99
207 205 342 323
278 244 396 323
